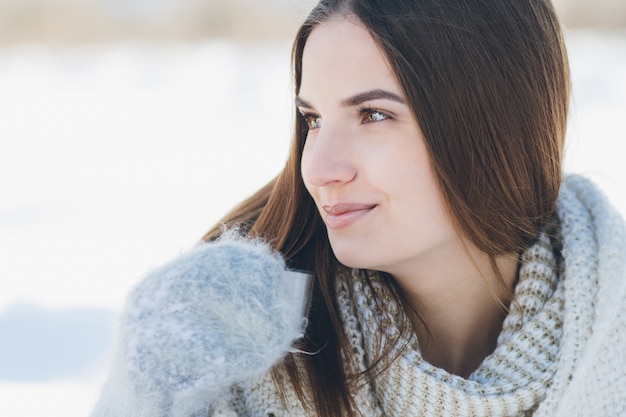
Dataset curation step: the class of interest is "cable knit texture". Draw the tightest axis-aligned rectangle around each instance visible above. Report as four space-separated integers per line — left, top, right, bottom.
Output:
91 175 626 416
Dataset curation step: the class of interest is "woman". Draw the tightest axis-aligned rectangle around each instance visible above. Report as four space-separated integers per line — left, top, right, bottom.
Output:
91 0 626 416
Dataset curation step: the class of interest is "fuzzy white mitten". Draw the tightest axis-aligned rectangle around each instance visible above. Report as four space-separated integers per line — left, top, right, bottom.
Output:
90 233 311 417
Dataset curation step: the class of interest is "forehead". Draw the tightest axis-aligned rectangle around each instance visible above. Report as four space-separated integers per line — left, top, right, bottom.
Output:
299 18 400 100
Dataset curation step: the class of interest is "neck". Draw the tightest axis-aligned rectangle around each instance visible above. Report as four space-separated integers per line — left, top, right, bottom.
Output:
389 241 519 377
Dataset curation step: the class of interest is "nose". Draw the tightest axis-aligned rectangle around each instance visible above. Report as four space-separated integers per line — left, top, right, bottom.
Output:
301 123 356 188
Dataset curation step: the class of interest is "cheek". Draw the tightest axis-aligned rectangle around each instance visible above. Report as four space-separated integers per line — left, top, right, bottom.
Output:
377 147 431 194
385 148 448 219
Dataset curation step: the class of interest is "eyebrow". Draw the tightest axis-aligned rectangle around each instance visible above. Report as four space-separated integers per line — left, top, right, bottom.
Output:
295 89 406 109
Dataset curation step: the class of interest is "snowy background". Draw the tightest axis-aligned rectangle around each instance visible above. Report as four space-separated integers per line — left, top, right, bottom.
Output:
0 15 625 417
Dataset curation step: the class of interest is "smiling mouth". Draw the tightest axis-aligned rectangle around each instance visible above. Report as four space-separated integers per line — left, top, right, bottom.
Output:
322 203 376 229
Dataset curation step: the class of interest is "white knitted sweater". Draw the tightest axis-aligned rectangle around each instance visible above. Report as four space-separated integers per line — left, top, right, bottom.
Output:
91 175 626 417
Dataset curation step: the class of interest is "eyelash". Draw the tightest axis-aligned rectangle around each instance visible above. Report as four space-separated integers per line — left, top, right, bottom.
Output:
299 112 322 130
299 106 391 130
357 105 391 124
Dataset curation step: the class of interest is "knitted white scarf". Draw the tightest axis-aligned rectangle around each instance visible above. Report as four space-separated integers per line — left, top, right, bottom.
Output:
338 231 562 417
323 174 625 417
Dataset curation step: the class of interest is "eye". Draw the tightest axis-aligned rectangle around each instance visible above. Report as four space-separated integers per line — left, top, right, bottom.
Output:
300 112 322 130
360 107 390 124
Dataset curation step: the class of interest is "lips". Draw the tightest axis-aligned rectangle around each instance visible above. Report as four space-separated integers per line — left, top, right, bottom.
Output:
322 203 376 229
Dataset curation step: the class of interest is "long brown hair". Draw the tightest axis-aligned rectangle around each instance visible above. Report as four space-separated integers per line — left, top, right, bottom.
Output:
203 0 570 415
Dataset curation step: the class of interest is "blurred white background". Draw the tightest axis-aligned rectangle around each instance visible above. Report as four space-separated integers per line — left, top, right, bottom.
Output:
0 1 625 416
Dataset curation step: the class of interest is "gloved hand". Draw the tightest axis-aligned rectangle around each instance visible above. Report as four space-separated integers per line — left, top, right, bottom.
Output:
90 232 312 417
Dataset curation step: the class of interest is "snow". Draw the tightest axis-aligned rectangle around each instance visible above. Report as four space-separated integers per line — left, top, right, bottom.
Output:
0 30 625 416
0 41 294 312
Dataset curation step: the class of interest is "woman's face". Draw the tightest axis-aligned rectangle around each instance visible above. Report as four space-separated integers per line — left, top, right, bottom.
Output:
299 17 459 279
